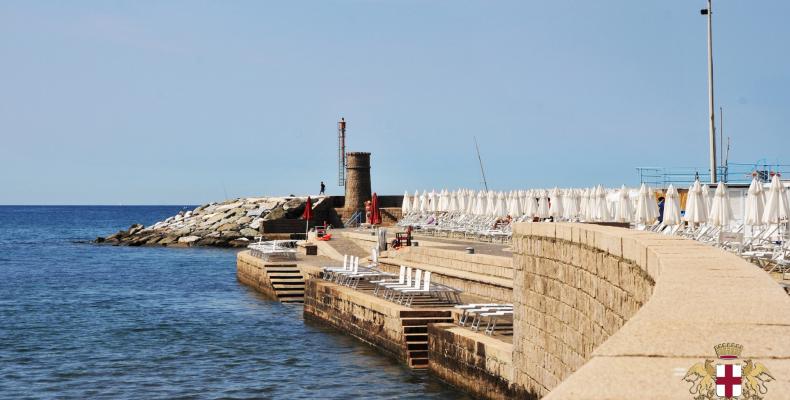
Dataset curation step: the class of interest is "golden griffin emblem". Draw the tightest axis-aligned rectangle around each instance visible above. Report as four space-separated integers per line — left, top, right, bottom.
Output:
683 343 775 399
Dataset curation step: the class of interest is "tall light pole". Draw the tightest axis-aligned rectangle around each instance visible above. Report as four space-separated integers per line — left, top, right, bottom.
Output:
701 0 717 183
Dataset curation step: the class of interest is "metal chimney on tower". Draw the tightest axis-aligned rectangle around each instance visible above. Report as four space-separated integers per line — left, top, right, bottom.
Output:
338 118 346 186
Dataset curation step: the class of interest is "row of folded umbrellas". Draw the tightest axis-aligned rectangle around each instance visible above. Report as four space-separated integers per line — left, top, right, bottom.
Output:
401 175 790 227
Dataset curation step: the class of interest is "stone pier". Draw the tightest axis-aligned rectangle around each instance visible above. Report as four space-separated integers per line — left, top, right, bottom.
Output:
237 226 790 399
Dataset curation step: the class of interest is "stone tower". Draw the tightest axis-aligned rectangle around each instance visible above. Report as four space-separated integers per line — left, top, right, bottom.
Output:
344 152 371 214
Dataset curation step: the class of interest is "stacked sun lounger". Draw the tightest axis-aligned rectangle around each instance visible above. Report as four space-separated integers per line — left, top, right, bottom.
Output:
454 303 514 336
248 238 298 261
321 250 397 289
371 265 462 307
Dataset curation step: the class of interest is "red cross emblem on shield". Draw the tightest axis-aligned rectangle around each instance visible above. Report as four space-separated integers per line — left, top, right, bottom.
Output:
716 363 742 398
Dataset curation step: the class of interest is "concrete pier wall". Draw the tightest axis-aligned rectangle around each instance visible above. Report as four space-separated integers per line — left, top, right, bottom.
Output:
303 279 407 361
428 323 522 400
236 251 283 301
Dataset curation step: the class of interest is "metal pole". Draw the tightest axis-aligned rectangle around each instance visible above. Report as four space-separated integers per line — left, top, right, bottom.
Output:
719 106 724 181
473 137 489 192
706 0 717 183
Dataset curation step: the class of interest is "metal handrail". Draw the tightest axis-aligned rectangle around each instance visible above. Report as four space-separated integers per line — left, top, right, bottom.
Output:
637 162 790 187
344 210 363 227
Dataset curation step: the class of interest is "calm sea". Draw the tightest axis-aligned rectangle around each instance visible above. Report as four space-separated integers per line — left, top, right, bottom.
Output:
0 206 468 399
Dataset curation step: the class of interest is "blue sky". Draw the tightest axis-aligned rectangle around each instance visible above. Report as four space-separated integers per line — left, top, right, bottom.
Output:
1 1 788 204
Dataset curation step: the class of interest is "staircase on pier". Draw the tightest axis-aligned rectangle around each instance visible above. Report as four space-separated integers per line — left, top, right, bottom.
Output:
400 310 453 369
264 263 306 303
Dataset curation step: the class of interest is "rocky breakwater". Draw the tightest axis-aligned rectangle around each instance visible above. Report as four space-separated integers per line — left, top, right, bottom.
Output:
98 196 328 248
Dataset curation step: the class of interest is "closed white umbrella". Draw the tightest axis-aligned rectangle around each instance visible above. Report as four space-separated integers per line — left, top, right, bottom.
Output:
456 190 466 213
518 191 528 215
701 184 712 212
762 174 790 225
744 178 764 226
524 190 538 220
648 187 660 221
433 190 441 212
663 185 682 226
537 190 550 219
583 188 595 221
474 191 486 215
412 190 421 213
493 192 507 217
684 180 709 225
448 191 460 213
571 189 582 220
467 191 477 215
633 183 655 224
418 190 428 212
614 185 633 223
483 191 493 216
548 187 564 220
402 191 412 215
594 186 611 222
579 189 589 221
709 181 733 228
563 189 580 221
507 192 523 217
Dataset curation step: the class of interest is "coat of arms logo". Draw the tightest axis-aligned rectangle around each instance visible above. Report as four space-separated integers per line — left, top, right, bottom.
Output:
683 343 775 399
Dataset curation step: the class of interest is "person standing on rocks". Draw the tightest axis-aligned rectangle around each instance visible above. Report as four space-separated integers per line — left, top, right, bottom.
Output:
319 181 325 195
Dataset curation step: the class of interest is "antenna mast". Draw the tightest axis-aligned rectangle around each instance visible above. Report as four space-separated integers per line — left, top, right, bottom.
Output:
338 118 346 186
473 136 489 192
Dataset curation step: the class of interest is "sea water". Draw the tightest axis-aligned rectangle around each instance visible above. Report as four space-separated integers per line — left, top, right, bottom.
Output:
0 206 468 399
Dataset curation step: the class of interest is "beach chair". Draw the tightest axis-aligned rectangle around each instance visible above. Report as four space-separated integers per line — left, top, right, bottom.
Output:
482 310 514 336
372 266 406 296
378 267 414 299
458 305 513 327
388 269 422 302
396 271 432 306
468 306 514 331
324 255 357 282
454 304 500 325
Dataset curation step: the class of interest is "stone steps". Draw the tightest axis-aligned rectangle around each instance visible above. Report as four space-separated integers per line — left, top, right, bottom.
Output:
400 310 452 369
263 264 306 303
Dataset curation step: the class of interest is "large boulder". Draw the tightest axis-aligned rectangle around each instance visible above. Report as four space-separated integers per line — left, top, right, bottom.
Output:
283 198 306 218
248 218 264 230
172 227 193 237
221 230 241 239
178 236 201 245
239 228 259 237
228 238 251 248
263 206 286 221
158 235 180 246
128 224 144 236
217 222 239 232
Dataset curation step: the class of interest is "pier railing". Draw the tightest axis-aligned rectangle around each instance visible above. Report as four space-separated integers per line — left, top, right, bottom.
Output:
636 162 790 187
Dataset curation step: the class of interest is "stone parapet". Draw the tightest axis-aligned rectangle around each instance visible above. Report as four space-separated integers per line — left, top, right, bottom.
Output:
510 223 790 399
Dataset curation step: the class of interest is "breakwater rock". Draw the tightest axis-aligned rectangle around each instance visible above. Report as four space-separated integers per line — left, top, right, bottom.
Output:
98 197 327 248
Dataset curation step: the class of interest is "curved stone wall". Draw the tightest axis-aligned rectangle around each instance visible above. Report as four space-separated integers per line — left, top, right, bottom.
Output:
512 223 790 399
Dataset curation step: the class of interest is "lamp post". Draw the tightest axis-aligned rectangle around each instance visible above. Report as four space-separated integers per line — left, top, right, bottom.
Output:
701 0 717 183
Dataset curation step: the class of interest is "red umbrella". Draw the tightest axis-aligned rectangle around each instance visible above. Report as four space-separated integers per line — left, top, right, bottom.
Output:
302 196 313 236
302 196 313 220
371 193 381 225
